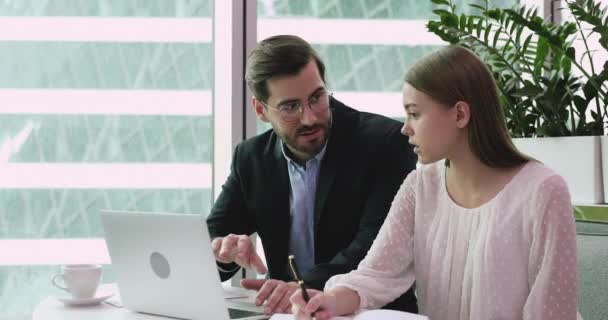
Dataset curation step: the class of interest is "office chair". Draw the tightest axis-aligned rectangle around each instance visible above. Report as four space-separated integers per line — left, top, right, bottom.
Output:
576 219 608 320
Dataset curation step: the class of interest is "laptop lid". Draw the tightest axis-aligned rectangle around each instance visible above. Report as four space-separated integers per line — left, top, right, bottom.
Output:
100 210 266 320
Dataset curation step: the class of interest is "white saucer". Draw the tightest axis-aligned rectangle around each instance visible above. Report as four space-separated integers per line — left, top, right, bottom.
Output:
56 292 114 307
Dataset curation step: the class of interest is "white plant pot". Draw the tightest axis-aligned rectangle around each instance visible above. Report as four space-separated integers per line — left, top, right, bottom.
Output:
513 136 603 204
602 136 608 203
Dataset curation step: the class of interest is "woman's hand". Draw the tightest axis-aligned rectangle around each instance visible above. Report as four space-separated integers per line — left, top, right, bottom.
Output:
290 289 338 320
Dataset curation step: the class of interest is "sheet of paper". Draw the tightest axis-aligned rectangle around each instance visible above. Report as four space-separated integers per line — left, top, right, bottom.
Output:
270 309 428 320
350 310 428 320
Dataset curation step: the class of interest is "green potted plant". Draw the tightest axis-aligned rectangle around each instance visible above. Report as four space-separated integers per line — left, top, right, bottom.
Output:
427 0 608 203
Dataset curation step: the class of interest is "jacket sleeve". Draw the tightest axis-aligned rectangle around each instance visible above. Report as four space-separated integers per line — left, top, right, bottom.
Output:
206 143 257 281
302 124 416 289
324 170 417 309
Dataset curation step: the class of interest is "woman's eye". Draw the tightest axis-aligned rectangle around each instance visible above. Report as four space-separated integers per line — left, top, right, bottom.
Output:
407 112 418 119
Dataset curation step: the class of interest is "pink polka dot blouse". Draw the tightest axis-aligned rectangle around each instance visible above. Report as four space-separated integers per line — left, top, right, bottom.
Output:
326 161 578 320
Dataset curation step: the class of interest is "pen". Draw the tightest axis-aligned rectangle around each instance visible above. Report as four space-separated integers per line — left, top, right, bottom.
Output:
288 255 315 316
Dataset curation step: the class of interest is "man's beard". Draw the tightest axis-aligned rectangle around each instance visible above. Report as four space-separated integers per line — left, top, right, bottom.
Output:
283 123 329 157
278 110 332 158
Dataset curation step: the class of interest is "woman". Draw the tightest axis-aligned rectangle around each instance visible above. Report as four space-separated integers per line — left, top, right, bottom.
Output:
290 45 578 320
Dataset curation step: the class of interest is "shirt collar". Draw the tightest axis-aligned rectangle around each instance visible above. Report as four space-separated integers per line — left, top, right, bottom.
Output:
281 140 328 168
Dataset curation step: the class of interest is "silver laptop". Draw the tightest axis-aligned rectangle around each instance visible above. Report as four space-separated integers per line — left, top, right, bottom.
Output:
100 210 268 320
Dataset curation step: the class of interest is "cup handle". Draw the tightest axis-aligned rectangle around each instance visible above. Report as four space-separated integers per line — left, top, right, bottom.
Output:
51 274 69 292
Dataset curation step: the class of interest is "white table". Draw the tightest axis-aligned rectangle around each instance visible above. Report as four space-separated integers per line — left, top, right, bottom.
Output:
33 297 160 320
33 284 264 320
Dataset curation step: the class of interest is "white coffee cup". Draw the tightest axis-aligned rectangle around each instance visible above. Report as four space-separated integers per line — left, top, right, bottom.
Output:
51 264 102 299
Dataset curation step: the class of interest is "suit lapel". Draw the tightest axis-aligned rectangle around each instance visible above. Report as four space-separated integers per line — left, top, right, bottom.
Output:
314 149 337 233
314 105 350 234
266 135 291 278
270 136 290 198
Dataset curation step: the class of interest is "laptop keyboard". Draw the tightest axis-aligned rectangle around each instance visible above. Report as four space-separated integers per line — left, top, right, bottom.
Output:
227 308 265 319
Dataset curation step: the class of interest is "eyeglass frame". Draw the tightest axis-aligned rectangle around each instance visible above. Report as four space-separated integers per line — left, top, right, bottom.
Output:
257 90 333 122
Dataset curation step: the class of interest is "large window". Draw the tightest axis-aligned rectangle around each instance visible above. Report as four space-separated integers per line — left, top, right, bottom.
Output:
0 1 221 317
256 0 523 134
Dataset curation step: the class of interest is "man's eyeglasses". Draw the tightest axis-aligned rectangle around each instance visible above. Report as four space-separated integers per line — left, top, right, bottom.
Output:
259 91 332 123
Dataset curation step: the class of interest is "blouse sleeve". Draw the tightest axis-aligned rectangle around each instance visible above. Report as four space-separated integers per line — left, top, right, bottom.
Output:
523 174 578 320
324 170 417 309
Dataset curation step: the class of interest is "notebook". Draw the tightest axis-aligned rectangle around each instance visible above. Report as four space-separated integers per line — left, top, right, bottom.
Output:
270 309 428 320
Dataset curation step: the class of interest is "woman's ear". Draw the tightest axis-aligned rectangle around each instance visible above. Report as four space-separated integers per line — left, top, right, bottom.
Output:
454 101 470 129
253 97 269 123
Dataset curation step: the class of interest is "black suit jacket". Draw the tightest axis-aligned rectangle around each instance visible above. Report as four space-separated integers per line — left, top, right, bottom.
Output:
207 98 418 312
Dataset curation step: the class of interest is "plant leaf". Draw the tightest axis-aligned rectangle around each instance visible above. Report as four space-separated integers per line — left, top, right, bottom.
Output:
432 9 452 17
573 95 588 114
484 22 492 44
561 55 572 74
467 16 476 33
460 13 467 30
430 0 450 5
534 37 549 75
487 9 501 20
583 77 599 101
493 26 501 47
565 46 575 59
441 12 459 27
476 17 484 37
513 84 544 98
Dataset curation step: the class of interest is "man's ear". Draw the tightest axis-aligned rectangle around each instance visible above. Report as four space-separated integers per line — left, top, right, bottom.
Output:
454 101 470 129
253 97 269 123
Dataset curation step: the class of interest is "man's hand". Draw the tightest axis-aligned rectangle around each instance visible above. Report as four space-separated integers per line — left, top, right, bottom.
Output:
241 279 300 315
211 234 267 274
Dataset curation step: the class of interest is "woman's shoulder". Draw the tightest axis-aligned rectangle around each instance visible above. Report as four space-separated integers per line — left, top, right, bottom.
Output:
406 160 445 189
505 161 570 207
516 161 568 191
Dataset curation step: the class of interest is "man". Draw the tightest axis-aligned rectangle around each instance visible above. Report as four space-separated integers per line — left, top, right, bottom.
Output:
207 35 418 315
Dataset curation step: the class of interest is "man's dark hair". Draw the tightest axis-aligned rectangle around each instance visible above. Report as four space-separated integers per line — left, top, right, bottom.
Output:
245 35 326 103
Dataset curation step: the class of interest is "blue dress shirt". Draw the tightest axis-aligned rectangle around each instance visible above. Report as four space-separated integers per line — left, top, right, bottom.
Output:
281 142 327 275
